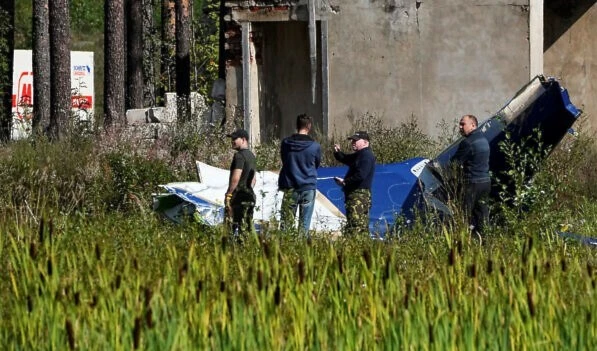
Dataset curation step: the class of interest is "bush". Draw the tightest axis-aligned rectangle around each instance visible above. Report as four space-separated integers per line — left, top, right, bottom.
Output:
254 138 281 171
0 137 101 217
320 113 438 167
104 151 174 211
0 132 186 219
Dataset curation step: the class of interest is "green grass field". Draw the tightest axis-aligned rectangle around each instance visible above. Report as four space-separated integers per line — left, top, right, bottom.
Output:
1 120 597 349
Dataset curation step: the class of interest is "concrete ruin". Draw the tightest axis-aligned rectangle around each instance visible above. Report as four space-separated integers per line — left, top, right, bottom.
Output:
124 92 214 139
222 0 595 144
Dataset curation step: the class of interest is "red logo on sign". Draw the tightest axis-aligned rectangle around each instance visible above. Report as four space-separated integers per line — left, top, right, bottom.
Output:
13 71 33 106
72 96 93 110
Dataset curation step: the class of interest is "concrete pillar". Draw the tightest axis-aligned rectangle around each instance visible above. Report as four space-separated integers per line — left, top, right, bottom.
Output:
249 39 260 145
321 20 329 136
529 0 544 78
241 21 261 146
241 22 252 141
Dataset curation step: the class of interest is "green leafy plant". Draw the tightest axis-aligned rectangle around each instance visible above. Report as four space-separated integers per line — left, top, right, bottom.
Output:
191 0 220 100
494 129 555 231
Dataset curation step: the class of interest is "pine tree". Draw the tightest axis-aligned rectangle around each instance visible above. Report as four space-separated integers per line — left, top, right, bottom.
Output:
126 0 143 109
32 0 51 135
0 0 15 141
175 0 190 122
161 0 176 95
48 0 70 140
104 0 126 128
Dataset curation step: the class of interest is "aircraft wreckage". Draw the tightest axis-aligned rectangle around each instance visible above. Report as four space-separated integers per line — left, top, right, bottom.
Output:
153 76 581 235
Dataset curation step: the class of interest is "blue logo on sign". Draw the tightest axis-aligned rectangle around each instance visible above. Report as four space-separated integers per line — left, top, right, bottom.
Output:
73 65 91 73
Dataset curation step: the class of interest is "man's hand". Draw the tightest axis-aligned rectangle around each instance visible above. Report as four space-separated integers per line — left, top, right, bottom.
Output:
224 192 233 217
333 144 341 153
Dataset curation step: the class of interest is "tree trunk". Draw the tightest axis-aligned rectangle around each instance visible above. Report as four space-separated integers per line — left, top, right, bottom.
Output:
32 0 51 135
0 0 15 141
161 0 176 96
104 0 126 128
142 0 155 107
175 0 191 122
48 0 70 140
126 0 143 109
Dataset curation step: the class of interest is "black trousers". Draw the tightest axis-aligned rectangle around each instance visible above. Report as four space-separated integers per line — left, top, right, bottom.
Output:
464 181 491 232
229 190 256 236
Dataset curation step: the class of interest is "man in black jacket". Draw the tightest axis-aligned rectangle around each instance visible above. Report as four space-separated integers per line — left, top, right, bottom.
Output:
451 115 491 234
333 131 376 236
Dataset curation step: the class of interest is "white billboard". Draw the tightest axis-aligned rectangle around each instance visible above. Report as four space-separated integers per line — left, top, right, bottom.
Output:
11 50 94 139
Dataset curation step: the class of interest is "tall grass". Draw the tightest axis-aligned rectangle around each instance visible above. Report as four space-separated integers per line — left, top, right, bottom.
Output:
1 214 596 349
1 116 597 348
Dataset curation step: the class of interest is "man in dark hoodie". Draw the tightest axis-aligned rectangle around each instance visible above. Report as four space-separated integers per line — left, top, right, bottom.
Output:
278 114 322 234
450 114 491 235
333 131 376 236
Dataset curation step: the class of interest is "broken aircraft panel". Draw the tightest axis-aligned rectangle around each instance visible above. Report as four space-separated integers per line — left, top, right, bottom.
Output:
315 76 581 234
153 76 581 236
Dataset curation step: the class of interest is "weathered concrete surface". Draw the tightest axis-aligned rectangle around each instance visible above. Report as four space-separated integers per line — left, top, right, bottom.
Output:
225 0 592 140
257 21 323 139
544 1 596 131
327 0 531 136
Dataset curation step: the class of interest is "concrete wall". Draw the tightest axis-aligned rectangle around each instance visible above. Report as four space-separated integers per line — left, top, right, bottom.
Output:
226 0 594 140
544 0 596 132
225 20 324 141
257 21 323 139
327 0 531 136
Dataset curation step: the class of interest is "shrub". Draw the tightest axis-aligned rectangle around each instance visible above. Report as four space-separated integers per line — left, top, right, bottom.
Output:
320 113 438 167
0 137 101 217
103 151 174 211
0 131 186 218
168 121 232 170
556 125 597 200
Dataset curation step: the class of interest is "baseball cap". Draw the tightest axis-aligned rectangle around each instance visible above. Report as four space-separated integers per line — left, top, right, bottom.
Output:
226 129 249 140
347 131 370 141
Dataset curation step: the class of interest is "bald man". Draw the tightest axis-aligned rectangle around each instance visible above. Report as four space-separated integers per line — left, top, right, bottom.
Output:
451 115 490 235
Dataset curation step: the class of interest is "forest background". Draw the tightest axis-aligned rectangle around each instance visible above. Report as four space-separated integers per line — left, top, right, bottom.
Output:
1 1 597 349
1 0 220 138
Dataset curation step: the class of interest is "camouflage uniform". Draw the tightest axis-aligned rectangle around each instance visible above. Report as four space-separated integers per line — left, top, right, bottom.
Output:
344 189 372 236
333 131 376 237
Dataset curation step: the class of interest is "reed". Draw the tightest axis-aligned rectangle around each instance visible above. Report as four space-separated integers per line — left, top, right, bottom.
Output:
2 119 597 349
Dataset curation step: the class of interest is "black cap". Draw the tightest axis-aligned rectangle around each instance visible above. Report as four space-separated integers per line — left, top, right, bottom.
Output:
226 129 249 140
347 131 370 141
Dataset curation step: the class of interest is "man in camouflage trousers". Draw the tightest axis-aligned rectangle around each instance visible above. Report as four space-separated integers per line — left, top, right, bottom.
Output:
333 131 376 236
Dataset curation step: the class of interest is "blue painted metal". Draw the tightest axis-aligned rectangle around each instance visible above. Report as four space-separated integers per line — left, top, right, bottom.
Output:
558 232 597 247
434 76 581 197
318 76 581 236
317 158 427 235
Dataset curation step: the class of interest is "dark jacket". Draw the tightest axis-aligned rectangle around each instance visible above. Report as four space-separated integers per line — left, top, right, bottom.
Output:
334 146 376 193
451 129 490 183
278 134 321 191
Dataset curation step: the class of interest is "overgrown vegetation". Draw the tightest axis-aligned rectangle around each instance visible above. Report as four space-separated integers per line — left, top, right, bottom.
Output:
1 117 597 348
